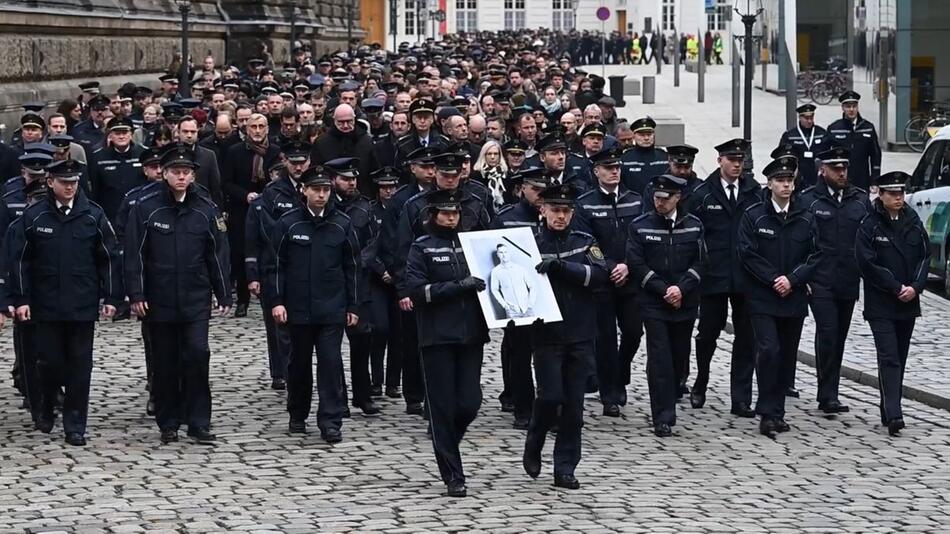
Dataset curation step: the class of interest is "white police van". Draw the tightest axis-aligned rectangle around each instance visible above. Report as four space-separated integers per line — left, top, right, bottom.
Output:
909 125 950 294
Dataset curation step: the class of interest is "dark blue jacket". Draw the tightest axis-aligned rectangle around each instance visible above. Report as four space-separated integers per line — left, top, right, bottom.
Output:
642 171 701 212
798 183 870 299
405 224 489 348
259 173 303 221
267 204 360 325
89 144 147 222
72 119 107 153
737 199 822 318
8 192 122 321
855 201 930 320
533 226 608 345
492 199 542 231
626 210 705 321
574 186 643 295
778 124 829 189
124 185 232 321
620 145 669 195
827 114 882 191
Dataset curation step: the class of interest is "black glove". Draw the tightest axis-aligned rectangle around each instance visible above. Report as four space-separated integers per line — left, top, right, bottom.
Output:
536 259 561 274
459 276 486 292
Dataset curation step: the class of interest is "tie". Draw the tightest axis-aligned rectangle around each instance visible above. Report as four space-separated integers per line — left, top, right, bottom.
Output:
727 184 736 205
666 218 675 231
779 210 787 220
59 205 69 216
421 137 427 148
607 192 617 206
836 192 843 203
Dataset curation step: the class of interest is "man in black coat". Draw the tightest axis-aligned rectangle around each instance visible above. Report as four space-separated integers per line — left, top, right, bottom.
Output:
88 117 145 222
826 91 881 191
619 117 669 196
310 103 380 196
177 116 224 207
778 104 829 190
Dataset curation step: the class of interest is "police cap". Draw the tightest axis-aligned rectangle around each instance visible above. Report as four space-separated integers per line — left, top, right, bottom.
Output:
536 133 567 153
78 81 101 94
540 183 578 205
300 165 332 186
88 94 110 110
107 116 135 132
817 146 850 167
158 73 179 84
434 152 465 174
630 117 657 133
763 157 798 180
47 159 84 182
590 147 623 167
876 171 910 191
23 142 56 158
369 166 401 186
503 139 528 153
20 112 45 130
407 146 439 164
140 146 163 166
24 177 48 199
324 157 360 178
426 188 462 212
838 90 861 104
651 174 688 198
48 134 74 150
281 141 313 163
160 143 199 170
409 98 436 115
19 151 53 173
361 97 385 113
796 103 817 115
666 144 699 165
517 166 550 188
582 122 607 137
23 102 45 113
714 138 750 156
770 143 798 160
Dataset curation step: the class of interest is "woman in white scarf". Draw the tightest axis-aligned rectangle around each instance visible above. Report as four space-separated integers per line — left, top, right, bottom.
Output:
472 140 509 211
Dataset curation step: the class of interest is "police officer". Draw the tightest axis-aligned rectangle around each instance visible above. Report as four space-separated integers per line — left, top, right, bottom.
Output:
268 166 360 444
737 157 821 436
394 98 444 169
124 145 232 445
574 147 643 415
689 138 762 414
778 104 829 189
536 133 589 193
855 171 930 436
798 145 870 412
522 183 608 490
491 166 548 428
8 159 122 446
626 175 705 437
73 94 110 153
405 188 489 498
619 117 669 196
89 117 146 222
827 91 881 191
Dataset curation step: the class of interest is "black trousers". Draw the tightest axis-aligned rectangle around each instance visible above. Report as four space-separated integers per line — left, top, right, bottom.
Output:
140 320 153 388
287 323 345 432
594 291 643 403
643 318 695 426
528 340 595 476
869 318 916 423
810 298 856 404
420 343 484 484
346 327 372 406
750 314 805 420
400 310 424 405
148 320 212 431
694 293 755 406
370 288 402 389
35 321 95 434
501 324 535 419
260 300 290 380
14 322 42 422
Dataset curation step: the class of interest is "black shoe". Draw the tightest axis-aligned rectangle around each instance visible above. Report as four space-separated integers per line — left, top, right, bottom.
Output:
65 433 86 446
35 419 54 434
759 417 778 436
775 419 791 433
513 416 530 430
887 418 905 436
819 400 850 414
690 390 706 409
602 404 621 417
370 385 383 397
784 387 800 398
406 402 424 415
554 474 580 490
342 407 351 419
146 398 156 416
500 400 515 413
160 428 179 444
187 427 217 444
653 423 672 437
730 403 756 418
523 432 543 478
618 389 628 407
234 303 248 317
357 400 381 416
289 420 307 434
321 428 343 444
271 378 287 390
446 479 467 497
385 386 400 398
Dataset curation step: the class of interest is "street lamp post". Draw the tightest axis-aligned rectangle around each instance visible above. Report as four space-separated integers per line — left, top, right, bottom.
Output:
570 0 579 30
176 0 191 100
735 0 763 142
289 1 297 63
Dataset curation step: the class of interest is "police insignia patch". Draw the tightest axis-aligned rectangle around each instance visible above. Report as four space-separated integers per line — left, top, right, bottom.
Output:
589 245 604 260
215 216 227 232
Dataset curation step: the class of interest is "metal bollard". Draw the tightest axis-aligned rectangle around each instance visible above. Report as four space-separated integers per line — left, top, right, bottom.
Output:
642 76 656 104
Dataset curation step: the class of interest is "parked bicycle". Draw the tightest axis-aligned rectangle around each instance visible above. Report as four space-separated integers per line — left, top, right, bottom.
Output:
809 69 852 105
903 100 950 152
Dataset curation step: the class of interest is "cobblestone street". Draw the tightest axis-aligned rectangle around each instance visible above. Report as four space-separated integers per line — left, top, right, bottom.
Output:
1 305 948 533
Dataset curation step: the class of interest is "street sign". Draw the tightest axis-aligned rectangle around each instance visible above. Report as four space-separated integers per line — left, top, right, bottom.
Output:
596 6 610 21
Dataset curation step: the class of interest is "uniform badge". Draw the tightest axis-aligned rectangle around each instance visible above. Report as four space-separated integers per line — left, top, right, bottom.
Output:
588 245 606 265
215 215 227 232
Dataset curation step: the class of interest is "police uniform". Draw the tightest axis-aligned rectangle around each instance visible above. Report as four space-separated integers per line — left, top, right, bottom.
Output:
855 171 930 436
394 99 445 169
72 94 109 152
89 117 146 221
826 91 882 191
619 118 669 196
642 144 702 210
124 146 232 444
737 158 821 435
8 159 122 445
523 184 608 490
778 104 829 189
267 166 360 443
798 146 870 412
573 148 644 414
688 138 762 414
536 133 590 194
405 188 489 498
626 175 705 436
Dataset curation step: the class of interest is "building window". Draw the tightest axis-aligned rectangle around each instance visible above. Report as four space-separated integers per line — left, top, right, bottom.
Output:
706 0 730 31
405 0 418 35
661 0 675 31
456 0 477 31
552 0 573 31
504 0 526 30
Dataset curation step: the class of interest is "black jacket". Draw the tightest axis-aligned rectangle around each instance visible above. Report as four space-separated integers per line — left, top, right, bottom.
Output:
626 210 705 321
124 184 232 321
642 171 702 212
574 186 643 295
778 124 829 189
737 199 822 317
689 171 763 294
220 141 282 255
405 223 489 348
855 201 930 320
797 182 870 299
827 114 882 190
267 204 360 325
620 145 669 196
89 144 147 222
8 192 122 321
310 124 380 196
193 145 224 208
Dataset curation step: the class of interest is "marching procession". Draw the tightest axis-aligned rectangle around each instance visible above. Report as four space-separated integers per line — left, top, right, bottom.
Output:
0 30 930 499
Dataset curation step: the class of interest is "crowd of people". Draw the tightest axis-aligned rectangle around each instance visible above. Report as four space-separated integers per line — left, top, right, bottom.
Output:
0 29 928 498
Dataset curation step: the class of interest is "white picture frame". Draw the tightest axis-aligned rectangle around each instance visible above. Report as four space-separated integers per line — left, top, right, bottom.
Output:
458 227 563 328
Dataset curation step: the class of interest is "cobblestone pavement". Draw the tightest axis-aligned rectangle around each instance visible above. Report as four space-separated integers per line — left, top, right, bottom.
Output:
1 304 949 533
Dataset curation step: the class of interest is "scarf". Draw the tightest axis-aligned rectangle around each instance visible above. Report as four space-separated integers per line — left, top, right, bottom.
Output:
245 136 269 184
484 166 507 210
542 98 562 115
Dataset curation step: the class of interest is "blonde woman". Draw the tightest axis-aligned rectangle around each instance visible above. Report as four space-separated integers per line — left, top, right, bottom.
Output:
472 140 508 210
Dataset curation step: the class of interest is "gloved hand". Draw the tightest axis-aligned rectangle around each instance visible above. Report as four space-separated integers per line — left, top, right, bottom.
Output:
535 259 561 274
458 276 486 291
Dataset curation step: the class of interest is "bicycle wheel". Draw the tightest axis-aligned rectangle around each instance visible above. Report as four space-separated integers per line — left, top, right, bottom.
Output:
904 116 930 152
797 80 811 102
809 81 834 105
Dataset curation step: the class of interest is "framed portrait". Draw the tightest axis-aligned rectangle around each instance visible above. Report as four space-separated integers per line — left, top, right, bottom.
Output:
458 227 563 328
